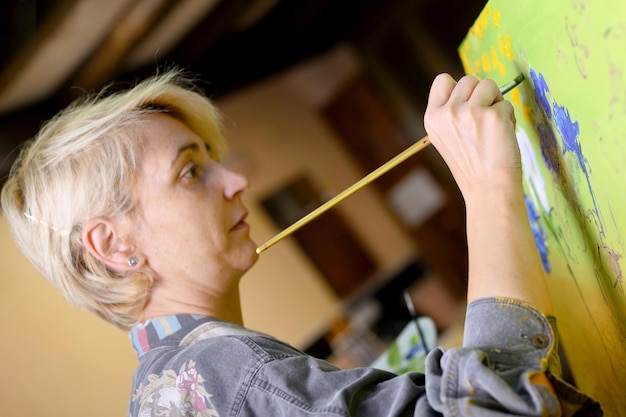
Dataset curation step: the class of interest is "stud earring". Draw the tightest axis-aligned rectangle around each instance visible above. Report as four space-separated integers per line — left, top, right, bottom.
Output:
128 255 139 267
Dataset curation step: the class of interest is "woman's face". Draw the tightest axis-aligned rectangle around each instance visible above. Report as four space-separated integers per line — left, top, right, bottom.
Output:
131 113 258 292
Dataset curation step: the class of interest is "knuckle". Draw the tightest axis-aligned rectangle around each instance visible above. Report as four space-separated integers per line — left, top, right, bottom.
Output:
460 74 479 84
479 78 498 89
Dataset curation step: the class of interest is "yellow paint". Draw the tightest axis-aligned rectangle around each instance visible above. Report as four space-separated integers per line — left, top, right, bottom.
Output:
493 9 501 29
475 5 491 39
511 88 521 106
459 3 626 414
504 34 514 61
521 105 533 123
491 46 506 76
475 22 484 39
498 34 505 56
465 380 476 395
459 50 471 74
482 53 492 72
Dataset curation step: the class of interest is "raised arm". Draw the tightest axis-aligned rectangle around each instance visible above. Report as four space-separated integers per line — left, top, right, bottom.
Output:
424 73 553 314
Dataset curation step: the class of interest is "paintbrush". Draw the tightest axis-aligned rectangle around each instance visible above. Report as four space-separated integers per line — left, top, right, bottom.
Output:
256 74 525 254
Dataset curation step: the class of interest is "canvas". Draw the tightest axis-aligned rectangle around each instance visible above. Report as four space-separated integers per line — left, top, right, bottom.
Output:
458 1 626 414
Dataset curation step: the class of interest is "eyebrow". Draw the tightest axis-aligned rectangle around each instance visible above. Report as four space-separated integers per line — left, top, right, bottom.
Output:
170 142 200 169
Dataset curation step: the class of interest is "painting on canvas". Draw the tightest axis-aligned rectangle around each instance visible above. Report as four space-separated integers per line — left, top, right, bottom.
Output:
459 1 626 414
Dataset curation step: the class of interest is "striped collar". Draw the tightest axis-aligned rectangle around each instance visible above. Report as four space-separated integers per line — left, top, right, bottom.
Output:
129 314 267 357
129 315 216 357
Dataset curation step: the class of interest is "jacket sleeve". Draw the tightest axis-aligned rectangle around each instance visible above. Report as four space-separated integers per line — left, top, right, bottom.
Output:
423 297 603 416
240 297 602 417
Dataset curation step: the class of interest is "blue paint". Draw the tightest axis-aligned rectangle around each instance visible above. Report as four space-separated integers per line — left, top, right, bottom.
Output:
530 68 605 237
530 68 552 119
537 123 562 174
525 195 551 273
554 103 581 156
531 68 564 176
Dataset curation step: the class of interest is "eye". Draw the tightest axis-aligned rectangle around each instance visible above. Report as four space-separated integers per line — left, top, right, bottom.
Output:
181 163 202 180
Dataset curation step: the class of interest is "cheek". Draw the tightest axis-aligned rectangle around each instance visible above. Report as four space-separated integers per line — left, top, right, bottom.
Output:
134 189 228 256
147 211 226 259
132 205 183 255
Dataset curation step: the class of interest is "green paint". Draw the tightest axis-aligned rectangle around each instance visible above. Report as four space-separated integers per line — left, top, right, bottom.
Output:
459 1 626 414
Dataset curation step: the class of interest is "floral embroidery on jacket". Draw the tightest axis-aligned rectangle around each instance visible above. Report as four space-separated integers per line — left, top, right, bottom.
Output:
132 360 218 417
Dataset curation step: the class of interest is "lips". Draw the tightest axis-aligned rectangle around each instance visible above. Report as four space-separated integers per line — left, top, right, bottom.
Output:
230 210 249 231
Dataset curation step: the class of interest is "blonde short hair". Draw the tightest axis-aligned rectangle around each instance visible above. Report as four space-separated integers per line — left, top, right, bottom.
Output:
1 70 227 329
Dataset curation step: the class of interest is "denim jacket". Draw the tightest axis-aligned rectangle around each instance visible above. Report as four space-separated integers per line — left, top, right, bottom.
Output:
128 297 602 416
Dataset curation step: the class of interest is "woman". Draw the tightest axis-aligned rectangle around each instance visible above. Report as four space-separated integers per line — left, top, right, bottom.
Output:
1 70 601 416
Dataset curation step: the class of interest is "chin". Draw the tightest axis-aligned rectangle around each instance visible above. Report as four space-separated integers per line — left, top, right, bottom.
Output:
241 240 260 270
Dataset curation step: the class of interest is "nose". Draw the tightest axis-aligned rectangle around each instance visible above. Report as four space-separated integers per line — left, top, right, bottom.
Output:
221 163 249 199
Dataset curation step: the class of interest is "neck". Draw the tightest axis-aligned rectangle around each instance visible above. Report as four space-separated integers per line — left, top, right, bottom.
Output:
141 279 244 326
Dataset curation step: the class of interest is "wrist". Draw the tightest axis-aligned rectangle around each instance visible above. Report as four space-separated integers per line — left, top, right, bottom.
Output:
464 178 525 216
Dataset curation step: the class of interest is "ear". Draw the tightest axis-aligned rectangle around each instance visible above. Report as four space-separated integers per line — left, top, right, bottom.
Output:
82 217 140 272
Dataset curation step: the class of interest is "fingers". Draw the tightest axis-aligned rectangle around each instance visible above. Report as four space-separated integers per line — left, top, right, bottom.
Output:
470 78 503 106
448 75 480 102
428 74 504 108
493 99 517 125
424 74 521 194
426 73 518 128
427 73 456 108
450 76 502 106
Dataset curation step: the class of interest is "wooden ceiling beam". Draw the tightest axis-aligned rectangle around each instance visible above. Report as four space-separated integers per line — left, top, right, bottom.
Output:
172 0 258 64
64 0 179 97
0 0 79 108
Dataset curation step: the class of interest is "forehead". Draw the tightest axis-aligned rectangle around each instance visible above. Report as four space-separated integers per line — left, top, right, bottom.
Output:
138 112 201 148
134 113 206 173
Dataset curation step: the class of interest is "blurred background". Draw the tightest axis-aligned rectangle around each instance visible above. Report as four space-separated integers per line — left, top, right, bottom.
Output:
1 0 487 415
